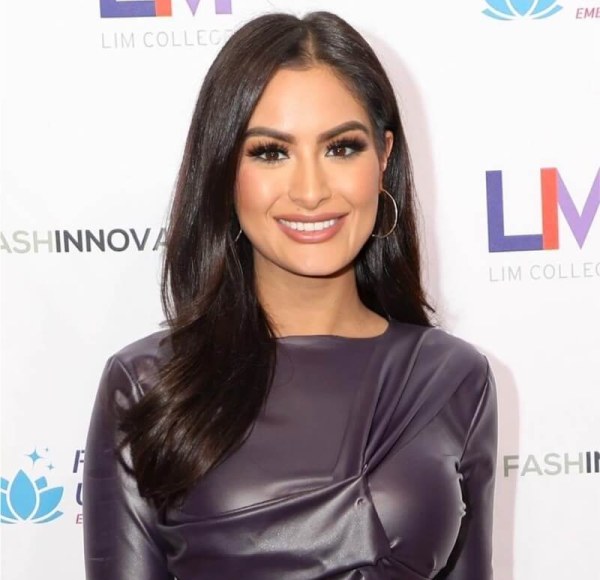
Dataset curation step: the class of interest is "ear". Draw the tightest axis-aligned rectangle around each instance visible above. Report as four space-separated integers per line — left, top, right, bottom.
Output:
379 130 394 178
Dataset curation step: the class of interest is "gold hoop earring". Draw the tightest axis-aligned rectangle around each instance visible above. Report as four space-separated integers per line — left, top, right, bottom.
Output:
371 188 398 239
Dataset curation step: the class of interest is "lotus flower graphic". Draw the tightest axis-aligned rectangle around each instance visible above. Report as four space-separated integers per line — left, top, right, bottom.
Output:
1 470 64 523
483 0 562 20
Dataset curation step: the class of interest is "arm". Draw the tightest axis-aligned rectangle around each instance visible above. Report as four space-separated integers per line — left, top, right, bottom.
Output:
437 364 498 579
83 356 173 580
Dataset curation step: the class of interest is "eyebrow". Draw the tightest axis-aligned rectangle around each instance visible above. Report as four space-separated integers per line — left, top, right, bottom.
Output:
243 120 371 144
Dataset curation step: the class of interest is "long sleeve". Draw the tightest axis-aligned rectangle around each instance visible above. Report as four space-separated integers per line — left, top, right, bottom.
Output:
437 364 499 579
83 355 173 580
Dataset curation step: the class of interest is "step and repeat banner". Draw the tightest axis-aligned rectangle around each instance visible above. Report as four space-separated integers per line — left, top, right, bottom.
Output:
1 1 598 578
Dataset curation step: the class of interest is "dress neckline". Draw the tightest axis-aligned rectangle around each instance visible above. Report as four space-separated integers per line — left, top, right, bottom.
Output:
275 319 394 344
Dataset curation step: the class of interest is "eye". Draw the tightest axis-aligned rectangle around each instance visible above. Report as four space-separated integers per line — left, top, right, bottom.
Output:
325 137 368 158
247 141 289 163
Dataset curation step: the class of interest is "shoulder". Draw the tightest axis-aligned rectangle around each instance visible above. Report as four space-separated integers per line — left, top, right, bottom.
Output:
384 320 493 406
399 322 496 435
98 330 172 406
367 321 495 452
387 320 489 378
111 329 172 384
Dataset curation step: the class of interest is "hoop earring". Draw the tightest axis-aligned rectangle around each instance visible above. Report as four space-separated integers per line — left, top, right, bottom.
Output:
371 188 398 239
234 229 242 242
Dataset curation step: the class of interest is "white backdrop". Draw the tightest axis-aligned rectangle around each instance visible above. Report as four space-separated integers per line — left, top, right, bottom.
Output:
1 1 599 578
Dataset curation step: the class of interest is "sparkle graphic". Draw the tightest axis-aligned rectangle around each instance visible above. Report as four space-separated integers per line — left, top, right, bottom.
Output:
26 449 43 466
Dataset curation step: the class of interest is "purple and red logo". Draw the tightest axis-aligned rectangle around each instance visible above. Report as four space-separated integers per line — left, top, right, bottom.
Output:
486 168 600 252
100 0 232 18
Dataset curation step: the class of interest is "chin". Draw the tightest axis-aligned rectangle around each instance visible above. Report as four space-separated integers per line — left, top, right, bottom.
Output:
284 258 354 279
253 244 358 280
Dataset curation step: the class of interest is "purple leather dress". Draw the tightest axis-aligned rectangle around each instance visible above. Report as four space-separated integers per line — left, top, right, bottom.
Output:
83 320 497 579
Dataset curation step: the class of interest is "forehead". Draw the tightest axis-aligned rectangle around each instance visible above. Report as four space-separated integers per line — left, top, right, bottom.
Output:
247 65 371 132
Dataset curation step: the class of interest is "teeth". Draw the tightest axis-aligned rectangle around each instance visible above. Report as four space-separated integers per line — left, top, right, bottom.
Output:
278 218 337 232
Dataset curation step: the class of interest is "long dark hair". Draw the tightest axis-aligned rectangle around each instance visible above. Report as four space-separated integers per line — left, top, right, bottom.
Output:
120 11 434 509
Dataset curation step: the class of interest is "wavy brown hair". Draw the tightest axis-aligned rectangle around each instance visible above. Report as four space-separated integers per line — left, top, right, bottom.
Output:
120 11 434 509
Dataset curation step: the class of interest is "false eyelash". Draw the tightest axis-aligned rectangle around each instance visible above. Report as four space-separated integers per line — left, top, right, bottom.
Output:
247 141 289 159
327 137 368 155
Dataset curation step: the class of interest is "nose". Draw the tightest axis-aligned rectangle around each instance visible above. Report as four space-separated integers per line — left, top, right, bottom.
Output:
288 156 332 210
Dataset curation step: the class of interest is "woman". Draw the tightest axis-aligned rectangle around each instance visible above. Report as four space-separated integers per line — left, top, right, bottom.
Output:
83 10 497 580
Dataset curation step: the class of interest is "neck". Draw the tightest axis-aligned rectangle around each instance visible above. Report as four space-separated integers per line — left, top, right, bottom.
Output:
254 260 387 338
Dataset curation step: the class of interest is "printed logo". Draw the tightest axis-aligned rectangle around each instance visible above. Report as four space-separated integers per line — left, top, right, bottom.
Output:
100 0 232 18
575 6 600 19
482 0 563 20
1 449 64 524
504 450 600 476
486 168 600 252
0 227 166 254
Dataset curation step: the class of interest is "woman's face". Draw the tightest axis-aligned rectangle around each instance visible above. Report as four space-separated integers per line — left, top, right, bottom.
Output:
235 65 393 280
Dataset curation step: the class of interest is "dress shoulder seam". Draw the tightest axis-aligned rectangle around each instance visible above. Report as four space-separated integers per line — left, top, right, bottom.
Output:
111 353 142 392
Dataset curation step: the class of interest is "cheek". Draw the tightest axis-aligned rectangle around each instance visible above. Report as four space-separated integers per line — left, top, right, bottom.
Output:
342 161 382 244
335 159 382 215
235 163 279 226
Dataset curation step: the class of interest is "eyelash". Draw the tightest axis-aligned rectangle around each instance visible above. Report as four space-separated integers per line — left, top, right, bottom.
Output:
246 137 368 163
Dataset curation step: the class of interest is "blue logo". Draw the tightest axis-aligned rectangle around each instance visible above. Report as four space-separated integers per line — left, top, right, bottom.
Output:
1 449 64 524
483 0 562 20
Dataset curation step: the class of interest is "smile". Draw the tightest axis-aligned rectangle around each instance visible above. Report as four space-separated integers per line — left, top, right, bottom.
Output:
274 214 347 244
277 218 338 232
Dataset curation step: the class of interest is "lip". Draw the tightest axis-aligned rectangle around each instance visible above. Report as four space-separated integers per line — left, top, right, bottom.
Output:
273 212 348 222
275 214 347 244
